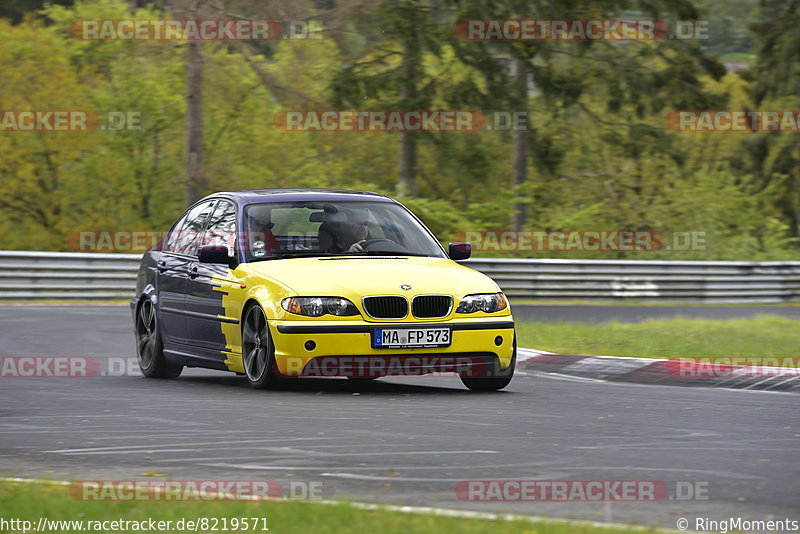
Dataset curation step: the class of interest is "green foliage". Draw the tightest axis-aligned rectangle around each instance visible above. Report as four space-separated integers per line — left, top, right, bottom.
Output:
701 0 760 55
0 0 798 260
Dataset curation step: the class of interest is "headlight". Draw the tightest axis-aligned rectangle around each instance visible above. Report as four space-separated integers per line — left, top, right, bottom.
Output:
456 293 508 314
281 297 360 317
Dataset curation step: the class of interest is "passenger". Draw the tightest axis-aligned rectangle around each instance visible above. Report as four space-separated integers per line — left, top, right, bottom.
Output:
247 214 278 255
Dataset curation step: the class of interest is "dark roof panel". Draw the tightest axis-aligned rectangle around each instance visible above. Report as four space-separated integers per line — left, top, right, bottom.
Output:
206 188 394 204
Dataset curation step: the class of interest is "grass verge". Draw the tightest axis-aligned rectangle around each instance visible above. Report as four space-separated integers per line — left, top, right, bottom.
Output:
0 481 661 534
516 315 800 361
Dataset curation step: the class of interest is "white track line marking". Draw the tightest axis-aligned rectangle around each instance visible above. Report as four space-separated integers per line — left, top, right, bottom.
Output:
764 376 800 390
44 438 344 454
320 473 462 482
151 449 497 463
59 449 202 456
530 371 607 383
199 462 534 471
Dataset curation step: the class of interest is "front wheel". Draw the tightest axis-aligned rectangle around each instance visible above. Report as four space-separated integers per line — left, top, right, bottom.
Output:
460 338 515 392
136 298 182 378
241 304 284 389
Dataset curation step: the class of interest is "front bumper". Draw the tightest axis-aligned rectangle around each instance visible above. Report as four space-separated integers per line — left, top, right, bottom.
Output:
267 317 515 377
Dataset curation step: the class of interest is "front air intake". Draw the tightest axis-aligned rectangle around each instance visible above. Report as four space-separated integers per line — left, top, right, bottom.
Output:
412 295 453 319
362 296 408 319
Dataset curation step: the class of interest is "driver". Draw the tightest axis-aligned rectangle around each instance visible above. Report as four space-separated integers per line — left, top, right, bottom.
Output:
338 209 370 252
340 213 369 252
317 207 409 254
318 209 369 254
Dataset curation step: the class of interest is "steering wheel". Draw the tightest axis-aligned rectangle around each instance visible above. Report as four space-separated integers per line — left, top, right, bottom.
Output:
361 238 407 253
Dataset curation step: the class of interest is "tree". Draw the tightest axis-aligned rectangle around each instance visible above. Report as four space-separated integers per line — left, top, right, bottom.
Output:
450 0 727 234
182 0 205 206
331 0 455 197
740 0 800 245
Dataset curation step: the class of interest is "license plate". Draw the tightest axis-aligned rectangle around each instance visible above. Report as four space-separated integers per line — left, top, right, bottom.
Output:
372 327 451 349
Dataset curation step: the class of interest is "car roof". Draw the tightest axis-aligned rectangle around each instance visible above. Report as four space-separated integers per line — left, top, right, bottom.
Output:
204 188 396 205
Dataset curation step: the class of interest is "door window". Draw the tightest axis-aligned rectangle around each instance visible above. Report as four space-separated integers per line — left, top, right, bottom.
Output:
171 200 218 256
202 200 237 250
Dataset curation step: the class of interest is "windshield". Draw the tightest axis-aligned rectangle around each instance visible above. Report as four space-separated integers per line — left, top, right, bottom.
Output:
241 200 446 261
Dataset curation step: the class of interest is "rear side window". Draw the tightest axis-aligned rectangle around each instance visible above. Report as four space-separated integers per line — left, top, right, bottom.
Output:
163 212 189 252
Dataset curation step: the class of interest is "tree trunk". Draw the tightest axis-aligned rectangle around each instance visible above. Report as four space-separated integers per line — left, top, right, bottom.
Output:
512 55 529 231
397 3 419 197
184 5 204 207
398 133 418 197
794 171 800 250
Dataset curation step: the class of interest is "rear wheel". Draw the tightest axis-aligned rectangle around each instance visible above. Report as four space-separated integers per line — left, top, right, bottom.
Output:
242 304 284 389
136 298 182 378
460 336 515 392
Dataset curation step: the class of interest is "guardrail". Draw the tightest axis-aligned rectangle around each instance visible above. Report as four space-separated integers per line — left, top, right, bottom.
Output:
465 258 800 303
0 251 798 303
0 251 141 300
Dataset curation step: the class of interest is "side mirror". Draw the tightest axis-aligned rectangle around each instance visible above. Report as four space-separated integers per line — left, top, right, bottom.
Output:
448 242 471 261
198 244 231 265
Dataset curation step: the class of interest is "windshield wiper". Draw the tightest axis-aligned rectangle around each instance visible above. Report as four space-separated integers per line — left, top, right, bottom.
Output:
355 251 434 257
250 251 339 261
250 251 438 261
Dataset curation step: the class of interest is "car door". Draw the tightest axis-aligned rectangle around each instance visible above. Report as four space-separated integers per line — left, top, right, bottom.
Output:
185 199 239 359
156 199 218 346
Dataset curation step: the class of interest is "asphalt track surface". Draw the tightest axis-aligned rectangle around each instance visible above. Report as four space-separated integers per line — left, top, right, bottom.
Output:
1 305 798 530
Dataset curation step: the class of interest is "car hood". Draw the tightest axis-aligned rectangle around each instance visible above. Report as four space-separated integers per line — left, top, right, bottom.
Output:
241 256 500 298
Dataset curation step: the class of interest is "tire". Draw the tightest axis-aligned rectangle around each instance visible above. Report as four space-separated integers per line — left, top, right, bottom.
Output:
136 298 183 378
241 304 284 389
460 336 516 392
